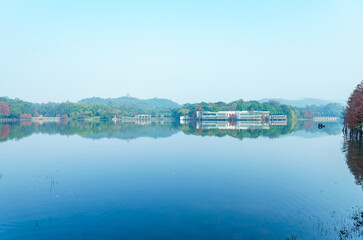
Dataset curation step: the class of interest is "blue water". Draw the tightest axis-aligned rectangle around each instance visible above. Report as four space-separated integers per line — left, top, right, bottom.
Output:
0 121 362 239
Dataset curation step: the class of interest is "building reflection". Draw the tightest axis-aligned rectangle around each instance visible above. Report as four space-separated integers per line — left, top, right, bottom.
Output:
195 121 274 130
134 119 152 125
187 119 287 130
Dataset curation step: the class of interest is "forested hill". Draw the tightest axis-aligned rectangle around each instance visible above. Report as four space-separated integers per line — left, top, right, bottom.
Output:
0 96 179 119
79 97 179 109
260 98 345 107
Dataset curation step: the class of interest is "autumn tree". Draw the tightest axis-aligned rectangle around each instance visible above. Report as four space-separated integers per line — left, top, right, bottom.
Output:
229 113 237 120
304 109 314 119
20 113 32 119
0 102 10 117
344 80 363 139
195 106 203 113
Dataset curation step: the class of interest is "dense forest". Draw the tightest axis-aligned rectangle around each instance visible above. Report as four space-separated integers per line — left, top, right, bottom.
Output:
0 97 175 119
79 97 179 109
174 100 344 120
260 98 344 108
0 96 344 120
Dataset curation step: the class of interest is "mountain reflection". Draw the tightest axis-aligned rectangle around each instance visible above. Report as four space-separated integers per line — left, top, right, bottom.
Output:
0 121 178 143
0 119 343 144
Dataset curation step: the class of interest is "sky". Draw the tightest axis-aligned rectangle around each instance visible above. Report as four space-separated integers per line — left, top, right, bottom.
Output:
0 0 362 104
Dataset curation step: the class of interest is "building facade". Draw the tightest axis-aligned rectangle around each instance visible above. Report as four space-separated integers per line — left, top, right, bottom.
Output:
195 111 270 121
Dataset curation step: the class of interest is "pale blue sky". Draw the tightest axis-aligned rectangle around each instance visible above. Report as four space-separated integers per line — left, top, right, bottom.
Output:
0 0 362 104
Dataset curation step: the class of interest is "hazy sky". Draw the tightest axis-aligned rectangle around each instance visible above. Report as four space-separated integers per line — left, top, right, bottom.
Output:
1 0 362 104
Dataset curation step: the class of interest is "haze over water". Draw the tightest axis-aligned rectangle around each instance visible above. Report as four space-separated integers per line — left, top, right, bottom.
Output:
0 121 362 239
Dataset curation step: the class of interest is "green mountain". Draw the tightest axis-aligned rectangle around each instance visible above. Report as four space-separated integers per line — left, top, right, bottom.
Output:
79 97 179 109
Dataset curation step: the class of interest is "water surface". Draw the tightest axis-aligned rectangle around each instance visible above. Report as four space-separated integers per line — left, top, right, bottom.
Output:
0 121 362 239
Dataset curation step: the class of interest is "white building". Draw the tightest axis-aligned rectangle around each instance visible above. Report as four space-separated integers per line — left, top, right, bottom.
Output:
196 111 270 121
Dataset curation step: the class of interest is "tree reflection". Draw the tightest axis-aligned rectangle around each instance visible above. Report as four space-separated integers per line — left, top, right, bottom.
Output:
0 121 178 143
182 120 343 140
0 120 345 143
343 137 363 189
0 124 10 138
304 120 314 130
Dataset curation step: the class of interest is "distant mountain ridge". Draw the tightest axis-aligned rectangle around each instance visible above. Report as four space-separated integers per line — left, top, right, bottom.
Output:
79 97 179 109
259 98 345 108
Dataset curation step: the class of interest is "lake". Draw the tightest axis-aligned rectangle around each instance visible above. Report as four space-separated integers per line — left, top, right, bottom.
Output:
0 120 362 239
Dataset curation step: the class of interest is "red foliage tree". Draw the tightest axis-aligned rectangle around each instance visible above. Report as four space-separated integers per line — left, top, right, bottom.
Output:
229 113 237 120
0 102 10 116
20 113 32 119
195 106 203 113
304 109 314 119
344 80 363 130
60 114 68 119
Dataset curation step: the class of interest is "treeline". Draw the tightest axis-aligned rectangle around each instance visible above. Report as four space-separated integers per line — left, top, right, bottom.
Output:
174 100 296 119
34 102 173 119
0 97 173 119
174 100 344 119
295 103 344 118
0 97 36 118
79 97 179 109
0 96 344 120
